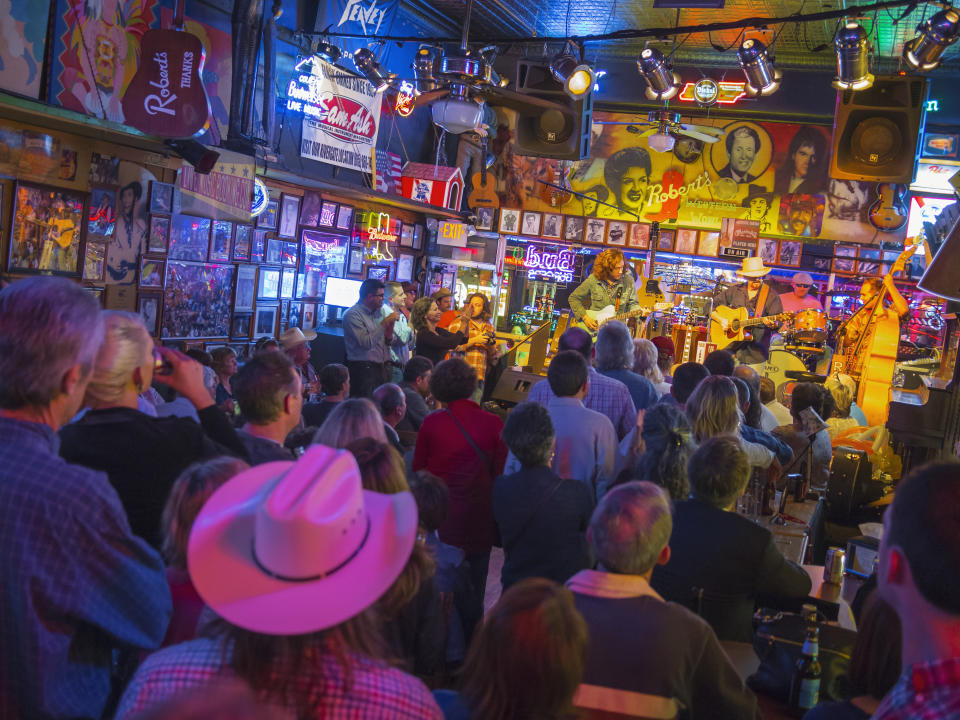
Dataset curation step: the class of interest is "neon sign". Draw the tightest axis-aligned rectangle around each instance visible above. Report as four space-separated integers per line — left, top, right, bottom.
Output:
678 81 747 105
251 177 269 217
365 240 394 261
396 81 415 117
523 245 575 283
367 211 398 242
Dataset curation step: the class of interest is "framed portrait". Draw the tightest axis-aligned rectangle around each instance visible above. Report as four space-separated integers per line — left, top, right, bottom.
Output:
282 241 298 267
541 213 562 239
82 241 106 281
674 228 697 255
148 215 170 254
583 218 606 245
234 264 257 312
521 211 541 236
778 240 802 267
149 181 174 214
300 191 322 227
499 208 521 234
168 215 211 262
139 256 164 289
253 304 279 339
278 194 301 238
858 247 881 276
279 300 290 327
399 223 414 247
209 220 233 263
303 303 317 329
412 225 423 250
233 224 252 262
922 131 960 159
657 229 676 252
88 187 117 240
295 272 306 300
161 261 234 339
697 231 720 257
266 237 284 265
251 229 267 263
288 302 302 329
319 201 338 228
475 207 495 232
606 221 629 247
627 222 650 249
366 265 390 281
280 267 296 299
564 216 585 242
336 204 354 231
348 247 364 275
257 266 282 300
8 182 85 276
396 252 415 282
759 237 779 265
89 152 120 186
137 293 162 337
258 199 279 229
231 312 252 340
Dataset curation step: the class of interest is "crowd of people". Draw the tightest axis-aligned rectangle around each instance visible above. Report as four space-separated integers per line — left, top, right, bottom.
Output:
1 275 958 720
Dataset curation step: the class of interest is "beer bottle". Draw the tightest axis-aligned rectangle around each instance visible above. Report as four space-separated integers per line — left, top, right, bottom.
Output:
789 626 822 710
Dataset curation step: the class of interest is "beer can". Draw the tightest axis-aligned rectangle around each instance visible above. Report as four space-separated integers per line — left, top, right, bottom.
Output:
824 547 846 584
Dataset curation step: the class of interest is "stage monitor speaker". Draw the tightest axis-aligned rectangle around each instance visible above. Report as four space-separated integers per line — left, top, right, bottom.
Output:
827 445 888 522
488 369 547 405
919 215 960 300
512 59 592 160
829 76 928 182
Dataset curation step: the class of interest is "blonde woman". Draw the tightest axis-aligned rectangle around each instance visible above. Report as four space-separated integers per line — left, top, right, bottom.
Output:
312 397 387 448
59 311 248 549
633 338 670 396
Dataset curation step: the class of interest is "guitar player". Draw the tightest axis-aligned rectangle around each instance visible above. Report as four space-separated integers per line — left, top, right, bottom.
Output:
710 256 783 352
568 248 640 332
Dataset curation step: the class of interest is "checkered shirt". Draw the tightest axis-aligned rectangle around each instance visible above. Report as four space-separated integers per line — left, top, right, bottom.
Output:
873 657 960 720
0 417 171 720
116 634 443 719
527 367 637 440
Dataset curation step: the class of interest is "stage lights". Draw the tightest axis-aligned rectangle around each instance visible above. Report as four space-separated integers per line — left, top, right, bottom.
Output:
550 53 596 98
353 48 394 92
834 22 874 90
737 38 781 96
637 48 682 101
314 41 342 65
903 6 960 71
413 48 437 94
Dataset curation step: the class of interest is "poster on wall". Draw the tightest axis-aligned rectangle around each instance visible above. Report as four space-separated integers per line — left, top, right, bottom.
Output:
162 261 234 339
0 0 52 99
0 120 91 192
106 161 156 285
178 148 255 222
297 58 381 174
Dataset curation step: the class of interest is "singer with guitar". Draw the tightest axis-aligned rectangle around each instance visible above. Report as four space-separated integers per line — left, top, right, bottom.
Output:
568 248 641 334
710 256 784 352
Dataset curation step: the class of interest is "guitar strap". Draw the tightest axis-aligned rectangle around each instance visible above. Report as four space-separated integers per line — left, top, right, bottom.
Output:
753 283 770 319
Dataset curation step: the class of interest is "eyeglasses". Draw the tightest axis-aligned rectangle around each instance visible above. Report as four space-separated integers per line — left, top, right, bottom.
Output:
794 284 812 288
373 292 385 298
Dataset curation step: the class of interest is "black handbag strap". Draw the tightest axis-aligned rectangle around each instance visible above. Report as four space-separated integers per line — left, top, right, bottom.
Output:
443 409 492 475
503 476 565 551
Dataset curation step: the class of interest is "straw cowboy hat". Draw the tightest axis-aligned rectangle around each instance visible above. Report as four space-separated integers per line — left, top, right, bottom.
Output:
738 256 772 278
279 326 317 350
187 445 418 635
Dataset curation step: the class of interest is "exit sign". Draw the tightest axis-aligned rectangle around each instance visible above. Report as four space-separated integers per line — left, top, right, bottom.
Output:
437 221 468 247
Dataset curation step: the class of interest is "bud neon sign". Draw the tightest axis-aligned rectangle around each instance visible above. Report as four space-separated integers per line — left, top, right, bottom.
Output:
678 81 747 105
522 245 575 283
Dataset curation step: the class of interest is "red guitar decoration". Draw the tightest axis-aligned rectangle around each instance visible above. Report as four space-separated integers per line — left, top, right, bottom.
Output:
538 161 573 208
121 0 210 138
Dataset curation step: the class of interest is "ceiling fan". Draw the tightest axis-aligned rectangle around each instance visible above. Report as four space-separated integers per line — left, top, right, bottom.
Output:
596 110 725 153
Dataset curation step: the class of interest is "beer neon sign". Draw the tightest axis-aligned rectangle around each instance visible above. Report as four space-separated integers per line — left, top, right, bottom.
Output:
678 81 747 105
366 211 398 242
522 245 575 283
396 81 415 117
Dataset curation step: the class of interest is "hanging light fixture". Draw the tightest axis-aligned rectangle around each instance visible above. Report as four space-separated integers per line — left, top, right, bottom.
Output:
353 48 393 92
903 6 960 71
550 53 596 98
738 38 781 96
637 48 681 101
834 22 874 90
413 48 437 94
314 41 341 65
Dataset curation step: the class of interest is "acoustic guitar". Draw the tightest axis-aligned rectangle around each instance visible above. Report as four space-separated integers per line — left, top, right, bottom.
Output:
867 183 908 232
467 136 499 211
709 305 792 347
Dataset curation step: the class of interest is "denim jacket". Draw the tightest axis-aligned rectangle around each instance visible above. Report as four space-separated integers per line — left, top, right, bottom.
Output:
568 273 639 322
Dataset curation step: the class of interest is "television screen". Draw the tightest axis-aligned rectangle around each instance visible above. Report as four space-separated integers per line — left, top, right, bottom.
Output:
324 277 362 307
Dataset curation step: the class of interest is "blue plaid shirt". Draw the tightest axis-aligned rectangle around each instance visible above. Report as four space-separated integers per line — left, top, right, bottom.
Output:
0 417 171 720
527 367 638 440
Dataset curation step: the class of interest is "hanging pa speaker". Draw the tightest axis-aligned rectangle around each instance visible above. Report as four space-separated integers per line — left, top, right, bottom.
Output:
919 215 960 300
511 59 593 160
829 76 928 182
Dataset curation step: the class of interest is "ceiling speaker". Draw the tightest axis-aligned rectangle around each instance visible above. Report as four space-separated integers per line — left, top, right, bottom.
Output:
919 215 960 301
512 59 592 161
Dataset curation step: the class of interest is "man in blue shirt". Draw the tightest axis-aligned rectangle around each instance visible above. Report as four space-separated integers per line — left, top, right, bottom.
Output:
0 277 171 719
594 321 659 412
343 279 398 398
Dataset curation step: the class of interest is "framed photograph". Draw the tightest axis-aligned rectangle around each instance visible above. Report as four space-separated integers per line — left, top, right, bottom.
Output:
209 220 233 263
697 231 720 257
278 194 301 238
280 267 296 299
266 237 284 264
674 228 697 254
8 182 85 276
282 241 298 267
288 302 302 329
233 224 252 262
87 187 117 240
149 181 174 214
475 207 495 232
606 221 629 247
366 265 390 281
778 240 802 267
234 264 257 312
258 199 279 229
412 224 423 250
138 293 162 337
280 300 290 326
82 241 106 281
139 256 164 288
253 304 279 339
832 256 856 274
168 215 211 262
396 251 415 282
399 223 414 247
161 261 234 339
231 312 253 340
627 222 650 249
564 216 585 242
303 302 317 328
521 211 541 236
336 204 354 231
319 201 338 228
922 131 960 159
300 190 322 227
257 266 281 300
251 229 267 263
583 218 606 245
499 208 521 234
657 229 676 252
148 215 170 254
348 247 364 275
759 237 779 265
541 213 562 239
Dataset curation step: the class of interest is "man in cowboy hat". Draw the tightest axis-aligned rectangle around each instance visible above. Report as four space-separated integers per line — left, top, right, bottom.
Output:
741 185 774 232
710 256 784 352
280 326 318 399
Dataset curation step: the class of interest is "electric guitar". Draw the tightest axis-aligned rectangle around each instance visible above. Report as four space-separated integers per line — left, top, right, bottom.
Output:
577 302 672 336
709 305 792 347
868 183 908 232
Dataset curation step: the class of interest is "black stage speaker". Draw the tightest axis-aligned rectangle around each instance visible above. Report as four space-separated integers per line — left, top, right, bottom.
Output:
488 369 546 405
827 446 886 522
830 76 928 182
919 215 960 301
512 59 592 160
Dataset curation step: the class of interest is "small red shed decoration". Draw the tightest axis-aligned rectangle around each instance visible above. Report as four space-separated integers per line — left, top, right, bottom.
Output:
400 163 464 210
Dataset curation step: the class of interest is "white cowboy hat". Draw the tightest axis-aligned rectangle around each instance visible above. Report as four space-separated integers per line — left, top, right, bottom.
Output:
738 256 771 277
187 445 417 635
279 326 317 349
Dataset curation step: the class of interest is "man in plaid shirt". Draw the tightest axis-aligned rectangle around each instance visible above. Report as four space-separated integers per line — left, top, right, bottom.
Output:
873 462 960 720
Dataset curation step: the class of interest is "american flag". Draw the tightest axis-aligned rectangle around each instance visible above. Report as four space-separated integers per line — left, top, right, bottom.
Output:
374 149 402 194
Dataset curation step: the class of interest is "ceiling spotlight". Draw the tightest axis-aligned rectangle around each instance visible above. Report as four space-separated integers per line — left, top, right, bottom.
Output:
903 6 960 71
738 38 781 96
413 48 437 94
353 48 393 92
637 48 682 101
834 22 874 90
648 132 676 153
550 54 596 98
315 41 341 65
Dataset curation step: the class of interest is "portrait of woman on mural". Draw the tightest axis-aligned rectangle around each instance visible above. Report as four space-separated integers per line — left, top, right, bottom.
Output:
599 147 652 220
773 125 829 196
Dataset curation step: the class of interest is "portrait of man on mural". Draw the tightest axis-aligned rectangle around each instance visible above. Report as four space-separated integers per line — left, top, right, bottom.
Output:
716 125 763 184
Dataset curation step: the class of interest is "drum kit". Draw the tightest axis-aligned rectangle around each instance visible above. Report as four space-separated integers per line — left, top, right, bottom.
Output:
765 308 833 404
